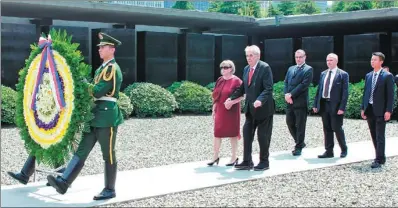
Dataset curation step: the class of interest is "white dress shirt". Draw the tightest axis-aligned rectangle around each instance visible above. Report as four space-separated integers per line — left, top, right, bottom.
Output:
322 67 337 99
369 69 382 104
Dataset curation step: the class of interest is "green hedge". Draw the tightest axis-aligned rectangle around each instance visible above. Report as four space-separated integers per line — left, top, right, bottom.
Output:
124 82 177 118
117 92 134 119
1 85 17 124
173 81 212 113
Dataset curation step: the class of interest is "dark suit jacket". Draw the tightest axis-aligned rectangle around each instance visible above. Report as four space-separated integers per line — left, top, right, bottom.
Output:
395 74 398 86
361 69 395 117
313 68 349 113
230 60 275 120
284 64 314 109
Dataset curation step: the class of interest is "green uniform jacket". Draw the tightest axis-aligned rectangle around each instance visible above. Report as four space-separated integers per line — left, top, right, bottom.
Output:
90 58 124 127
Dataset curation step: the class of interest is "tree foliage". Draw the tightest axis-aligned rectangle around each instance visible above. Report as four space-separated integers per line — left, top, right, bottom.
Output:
294 1 321 14
277 1 296 16
208 1 261 17
268 2 281 17
172 1 194 10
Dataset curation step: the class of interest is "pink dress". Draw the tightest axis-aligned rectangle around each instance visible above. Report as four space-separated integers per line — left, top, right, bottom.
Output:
212 75 242 139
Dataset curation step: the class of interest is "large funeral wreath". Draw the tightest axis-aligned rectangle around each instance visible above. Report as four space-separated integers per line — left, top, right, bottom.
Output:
15 29 93 167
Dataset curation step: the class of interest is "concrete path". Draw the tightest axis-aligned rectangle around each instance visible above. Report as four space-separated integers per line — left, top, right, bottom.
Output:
2 137 398 207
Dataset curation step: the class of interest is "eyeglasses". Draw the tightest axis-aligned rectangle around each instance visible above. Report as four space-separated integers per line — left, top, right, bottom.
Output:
220 66 231 69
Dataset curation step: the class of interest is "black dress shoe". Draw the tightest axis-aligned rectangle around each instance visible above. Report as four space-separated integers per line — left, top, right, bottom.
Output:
371 161 381 168
254 162 269 171
93 188 116 200
340 150 347 158
292 148 302 156
234 161 254 170
318 152 334 158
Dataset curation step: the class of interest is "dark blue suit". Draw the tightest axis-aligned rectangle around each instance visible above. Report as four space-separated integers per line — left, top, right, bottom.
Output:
230 60 275 165
284 63 313 150
313 68 349 154
361 69 395 164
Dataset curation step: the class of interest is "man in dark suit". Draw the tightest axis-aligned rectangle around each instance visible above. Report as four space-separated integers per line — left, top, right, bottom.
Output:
313 53 348 158
361 52 395 168
284 49 313 156
226 45 275 171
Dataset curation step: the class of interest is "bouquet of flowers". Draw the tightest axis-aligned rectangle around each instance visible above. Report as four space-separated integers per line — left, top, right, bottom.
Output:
15 29 93 167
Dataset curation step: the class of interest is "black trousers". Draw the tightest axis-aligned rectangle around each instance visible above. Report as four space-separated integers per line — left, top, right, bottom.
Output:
242 112 273 163
286 107 307 149
365 104 386 163
320 100 347 153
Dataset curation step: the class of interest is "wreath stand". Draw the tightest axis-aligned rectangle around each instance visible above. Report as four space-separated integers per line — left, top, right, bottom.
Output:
32 138 79 183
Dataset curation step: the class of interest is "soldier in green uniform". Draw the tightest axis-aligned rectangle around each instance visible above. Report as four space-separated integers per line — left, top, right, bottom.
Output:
47 32 124 200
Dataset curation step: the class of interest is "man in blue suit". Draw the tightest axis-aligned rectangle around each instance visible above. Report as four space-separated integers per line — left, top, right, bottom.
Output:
361 52 395 168
313 53 348 158
284 49 313 156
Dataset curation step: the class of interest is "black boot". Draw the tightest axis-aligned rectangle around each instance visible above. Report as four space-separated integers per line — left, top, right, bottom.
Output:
93 162 117 200
7 155 36 185
47 155 84 195
46 165 66 186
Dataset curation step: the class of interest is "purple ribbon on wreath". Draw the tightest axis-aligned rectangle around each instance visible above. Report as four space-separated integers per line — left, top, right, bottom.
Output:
30 35 66 111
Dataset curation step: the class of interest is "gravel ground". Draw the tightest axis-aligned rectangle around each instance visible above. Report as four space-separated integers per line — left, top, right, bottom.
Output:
2 114 397 207
107 156 398 207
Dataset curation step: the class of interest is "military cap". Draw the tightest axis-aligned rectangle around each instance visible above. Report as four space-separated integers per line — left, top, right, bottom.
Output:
97 32 122 47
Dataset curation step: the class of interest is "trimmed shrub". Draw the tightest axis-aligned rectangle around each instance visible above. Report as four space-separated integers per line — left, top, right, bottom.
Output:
117 92 134 119
166 81 182 94
1 85 17 124
273 81 287 113
205 82 216 91
124 82 177 117
174 81 212 113
345 80 365 119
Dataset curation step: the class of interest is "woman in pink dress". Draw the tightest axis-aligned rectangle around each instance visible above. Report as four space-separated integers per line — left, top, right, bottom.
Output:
207 60 243 166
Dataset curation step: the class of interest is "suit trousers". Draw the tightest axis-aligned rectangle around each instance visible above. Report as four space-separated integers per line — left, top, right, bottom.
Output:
286 107 307 149
365 105 386 163
320 100 347 152
242 112 273 163
75 126 118 165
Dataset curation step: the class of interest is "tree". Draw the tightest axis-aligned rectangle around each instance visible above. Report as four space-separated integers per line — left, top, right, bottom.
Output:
208 1 245 15
343 1 373 11
294 1 321 14
329 1 345 12
239 1 261 18
277 1 296 16
372 0 398 8
268 2 281 17
172 1 194 10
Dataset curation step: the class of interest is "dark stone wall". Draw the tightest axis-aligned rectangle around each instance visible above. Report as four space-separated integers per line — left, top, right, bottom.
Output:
179 33 215 86
215 35 248 80
302 36 334 85
92 28 136 90
50 25 90 65
344 33 382 83
137 31 178 88
391 32 398 75
1 23 37 89
263 38 293 83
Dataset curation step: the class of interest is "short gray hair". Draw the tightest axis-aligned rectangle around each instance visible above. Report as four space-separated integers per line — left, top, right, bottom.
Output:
327 53 338 61
219 60 236 74
245 45 261 56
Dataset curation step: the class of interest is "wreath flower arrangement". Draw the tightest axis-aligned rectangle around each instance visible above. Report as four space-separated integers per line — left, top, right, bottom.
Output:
15 29 93 167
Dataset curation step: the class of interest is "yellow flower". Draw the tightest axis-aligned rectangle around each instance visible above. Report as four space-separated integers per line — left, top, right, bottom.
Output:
23 51 75 149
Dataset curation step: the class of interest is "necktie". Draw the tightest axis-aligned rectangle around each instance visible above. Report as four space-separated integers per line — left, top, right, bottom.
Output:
248 67 254 85
323 71 332 98
369 73 378 103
